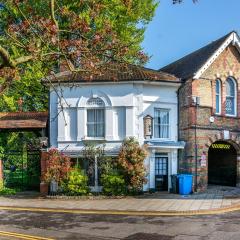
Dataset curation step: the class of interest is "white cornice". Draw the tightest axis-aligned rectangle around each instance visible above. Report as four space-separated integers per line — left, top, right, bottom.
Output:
51 80 181 88
193 32 239 79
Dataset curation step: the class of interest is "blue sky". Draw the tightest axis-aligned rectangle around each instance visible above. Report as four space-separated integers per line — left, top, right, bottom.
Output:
142 0 240 70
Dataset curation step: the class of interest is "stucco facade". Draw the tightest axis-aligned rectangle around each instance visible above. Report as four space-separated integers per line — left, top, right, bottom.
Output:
49 78 184 191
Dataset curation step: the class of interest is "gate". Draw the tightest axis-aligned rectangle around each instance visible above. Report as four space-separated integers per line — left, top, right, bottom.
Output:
208 141 237 186
3 150 41 191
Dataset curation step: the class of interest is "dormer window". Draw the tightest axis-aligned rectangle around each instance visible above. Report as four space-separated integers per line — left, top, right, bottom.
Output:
215 79 221 114
225 77 236 116
86 98 105 138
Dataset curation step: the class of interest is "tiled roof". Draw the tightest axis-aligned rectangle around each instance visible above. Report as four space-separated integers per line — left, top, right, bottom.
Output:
0 111 48 129
160 32 234 80
45 64 180 84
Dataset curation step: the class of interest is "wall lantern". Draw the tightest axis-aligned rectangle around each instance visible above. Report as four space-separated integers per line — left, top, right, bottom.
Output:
143 115 153 139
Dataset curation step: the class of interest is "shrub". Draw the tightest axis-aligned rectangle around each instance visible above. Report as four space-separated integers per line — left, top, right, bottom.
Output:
0 187 16 195
42 148 71 184
0 180 17 195
101 171 126 196
0 180 3 189
62 168 89 195
118 137 148 193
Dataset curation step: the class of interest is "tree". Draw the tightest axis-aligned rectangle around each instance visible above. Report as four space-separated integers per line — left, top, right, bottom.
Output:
0 0 158 97
0 0 192 155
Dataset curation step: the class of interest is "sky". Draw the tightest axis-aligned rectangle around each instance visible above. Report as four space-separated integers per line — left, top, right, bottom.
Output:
142 0 240 70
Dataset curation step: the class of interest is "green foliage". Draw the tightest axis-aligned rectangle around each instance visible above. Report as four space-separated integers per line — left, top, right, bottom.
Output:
0 61 48 112
62 168 89 196
0 146 4 159
0 187 17 196
99 156 117 175
0 1 158 109
0 132 40 167
100 155 126 196
118 137 147 193
2 0 158 64
0 180 17 195
101 171 126 196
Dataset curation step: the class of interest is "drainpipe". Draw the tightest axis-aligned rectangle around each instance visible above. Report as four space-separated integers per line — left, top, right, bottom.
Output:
177 79 182 173
193 97 200 192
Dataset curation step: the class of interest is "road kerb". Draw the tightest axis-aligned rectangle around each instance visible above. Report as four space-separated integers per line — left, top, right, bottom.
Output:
0 203 240 216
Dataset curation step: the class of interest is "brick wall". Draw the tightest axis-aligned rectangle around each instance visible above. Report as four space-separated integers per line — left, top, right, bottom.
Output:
179 45 240 191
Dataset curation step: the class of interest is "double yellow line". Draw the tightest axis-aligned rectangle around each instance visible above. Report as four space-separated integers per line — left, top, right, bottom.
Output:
0 231 54 240
0 204 240 216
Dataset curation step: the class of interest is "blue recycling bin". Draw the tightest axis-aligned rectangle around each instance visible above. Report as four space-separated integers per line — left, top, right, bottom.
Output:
178 174 193 195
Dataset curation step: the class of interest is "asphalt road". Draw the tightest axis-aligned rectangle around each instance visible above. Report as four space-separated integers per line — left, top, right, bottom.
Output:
0 209 240 240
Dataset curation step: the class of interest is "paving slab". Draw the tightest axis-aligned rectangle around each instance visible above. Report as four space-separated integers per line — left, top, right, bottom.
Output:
0 185 240 215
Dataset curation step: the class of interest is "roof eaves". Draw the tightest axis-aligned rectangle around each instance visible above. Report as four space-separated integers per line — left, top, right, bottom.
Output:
193 32 235 79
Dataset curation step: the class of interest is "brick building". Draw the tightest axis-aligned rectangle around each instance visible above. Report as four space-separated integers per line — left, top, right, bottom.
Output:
161 31 240 191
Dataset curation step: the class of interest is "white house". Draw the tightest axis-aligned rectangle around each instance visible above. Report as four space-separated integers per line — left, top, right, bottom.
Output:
48 65 185 192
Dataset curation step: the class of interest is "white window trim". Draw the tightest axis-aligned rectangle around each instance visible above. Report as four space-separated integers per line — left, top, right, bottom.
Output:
153 108 171 140
86 98 106 139
225 77 237 117
215 79 221 115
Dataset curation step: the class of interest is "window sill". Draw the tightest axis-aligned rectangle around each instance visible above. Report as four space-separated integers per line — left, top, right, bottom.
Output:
213 114 239 119
150 138 172 141
82 137 106 141
57 139 76 143
225 114 237 118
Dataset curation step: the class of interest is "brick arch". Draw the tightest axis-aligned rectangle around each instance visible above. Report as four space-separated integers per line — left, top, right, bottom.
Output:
205 134 240 187
206 133 240 154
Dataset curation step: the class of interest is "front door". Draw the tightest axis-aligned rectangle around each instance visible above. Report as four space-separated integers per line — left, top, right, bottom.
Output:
155 153 168 191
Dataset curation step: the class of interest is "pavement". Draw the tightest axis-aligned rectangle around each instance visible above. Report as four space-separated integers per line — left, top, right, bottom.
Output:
0 185 240 216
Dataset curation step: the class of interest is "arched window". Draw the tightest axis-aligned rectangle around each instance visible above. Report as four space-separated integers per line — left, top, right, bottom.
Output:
86 98 105 137
215 79 221 114
225 77 236 116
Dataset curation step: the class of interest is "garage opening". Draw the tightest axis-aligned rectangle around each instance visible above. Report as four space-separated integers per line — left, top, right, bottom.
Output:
208 141 237 186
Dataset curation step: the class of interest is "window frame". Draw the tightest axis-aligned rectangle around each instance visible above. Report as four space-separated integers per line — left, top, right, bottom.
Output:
153 108 170 140
215 79 221 115
86 98 105 139
225 77 237 117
